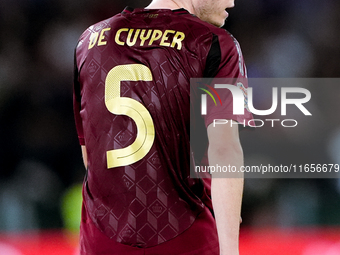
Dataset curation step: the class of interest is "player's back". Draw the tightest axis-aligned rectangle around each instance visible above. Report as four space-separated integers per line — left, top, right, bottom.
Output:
74 6 237 249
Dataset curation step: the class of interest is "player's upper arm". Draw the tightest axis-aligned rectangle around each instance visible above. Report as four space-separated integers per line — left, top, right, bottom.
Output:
207 120 243 168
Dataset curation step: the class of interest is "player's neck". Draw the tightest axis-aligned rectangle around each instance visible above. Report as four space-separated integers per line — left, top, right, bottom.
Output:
146 0 194 13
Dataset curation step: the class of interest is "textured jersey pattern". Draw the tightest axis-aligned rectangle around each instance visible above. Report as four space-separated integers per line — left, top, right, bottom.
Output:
74 7 250 248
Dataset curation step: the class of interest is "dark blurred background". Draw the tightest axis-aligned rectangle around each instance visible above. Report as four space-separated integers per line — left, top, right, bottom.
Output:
0 0 340 235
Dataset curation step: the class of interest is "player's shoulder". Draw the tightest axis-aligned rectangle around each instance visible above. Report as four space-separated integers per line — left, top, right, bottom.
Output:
77 15 116 43
75 14 120 66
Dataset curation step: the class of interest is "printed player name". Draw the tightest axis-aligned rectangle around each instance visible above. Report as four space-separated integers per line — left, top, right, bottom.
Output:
88 27 185 50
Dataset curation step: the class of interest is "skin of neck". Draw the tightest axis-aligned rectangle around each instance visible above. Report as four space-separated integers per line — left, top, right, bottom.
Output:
146 0 196 14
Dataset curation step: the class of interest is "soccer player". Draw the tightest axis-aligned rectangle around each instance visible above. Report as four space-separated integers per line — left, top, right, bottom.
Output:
73 0 252 254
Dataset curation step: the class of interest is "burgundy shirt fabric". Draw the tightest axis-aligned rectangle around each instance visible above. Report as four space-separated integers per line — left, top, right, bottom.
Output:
73 6 251 253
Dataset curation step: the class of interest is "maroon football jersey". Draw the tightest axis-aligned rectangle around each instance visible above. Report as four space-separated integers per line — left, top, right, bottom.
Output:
73 6 252 251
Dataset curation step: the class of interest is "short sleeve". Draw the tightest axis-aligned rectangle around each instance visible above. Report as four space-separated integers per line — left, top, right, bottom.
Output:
203 31 253 128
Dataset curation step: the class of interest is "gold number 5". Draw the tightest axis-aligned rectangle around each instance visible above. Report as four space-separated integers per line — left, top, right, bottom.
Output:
105 64 155 169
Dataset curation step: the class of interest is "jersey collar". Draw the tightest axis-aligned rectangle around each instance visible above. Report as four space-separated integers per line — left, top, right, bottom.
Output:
122 6 190 15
